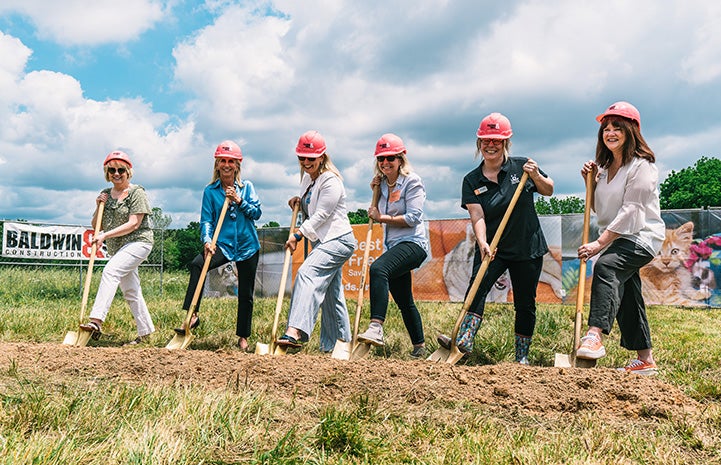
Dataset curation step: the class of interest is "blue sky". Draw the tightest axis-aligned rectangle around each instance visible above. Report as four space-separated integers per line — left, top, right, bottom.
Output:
1 0 721 228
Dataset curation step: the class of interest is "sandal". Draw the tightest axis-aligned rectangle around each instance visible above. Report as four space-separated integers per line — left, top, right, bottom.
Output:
174 313 200 335
80 321 102 340
276 334 302 348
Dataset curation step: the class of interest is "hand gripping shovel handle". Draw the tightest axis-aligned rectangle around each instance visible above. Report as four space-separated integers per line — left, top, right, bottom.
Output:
572 170 593 362
79 202 105 324
181 197 231 330
446 172 529 362
351 184 381 345
269 203 301 353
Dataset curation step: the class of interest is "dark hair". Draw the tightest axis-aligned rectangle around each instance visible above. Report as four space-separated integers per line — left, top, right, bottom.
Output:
595 116 655 168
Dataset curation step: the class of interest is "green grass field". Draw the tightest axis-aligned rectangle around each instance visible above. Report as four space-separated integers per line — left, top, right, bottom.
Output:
1 267 720 464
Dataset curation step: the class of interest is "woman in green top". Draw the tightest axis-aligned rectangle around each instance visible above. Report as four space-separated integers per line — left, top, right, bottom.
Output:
80 151 155 345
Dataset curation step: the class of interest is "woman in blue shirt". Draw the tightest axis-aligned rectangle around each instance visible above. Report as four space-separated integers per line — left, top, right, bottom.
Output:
357 134 430 358
175 140 262 351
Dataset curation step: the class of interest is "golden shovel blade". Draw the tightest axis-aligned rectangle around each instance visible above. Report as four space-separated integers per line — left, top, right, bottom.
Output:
350 342 371 361
166 332 194 350
62 328 92 347
330 339 351 360
554 352 597 368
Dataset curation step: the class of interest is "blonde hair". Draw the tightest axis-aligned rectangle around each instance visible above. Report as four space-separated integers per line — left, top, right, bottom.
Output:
373 152 413 179
104 161 133 182
475 138 512 161
210 158 243 186
299 153 343 181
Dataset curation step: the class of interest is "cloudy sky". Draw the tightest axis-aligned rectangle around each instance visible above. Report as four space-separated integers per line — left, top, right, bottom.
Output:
1 0 720 228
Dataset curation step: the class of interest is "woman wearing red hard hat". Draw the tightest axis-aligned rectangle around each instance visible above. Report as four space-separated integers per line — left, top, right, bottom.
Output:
437 112 554 364
80 150 156 345
575 102 664 375
276 130 356 351
356 133 430 358
174 140 262 352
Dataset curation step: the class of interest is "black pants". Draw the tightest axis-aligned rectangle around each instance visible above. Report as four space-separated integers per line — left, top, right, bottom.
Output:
369 241 427 345
589 238 654 351
466 246 544 337
183 249 259 338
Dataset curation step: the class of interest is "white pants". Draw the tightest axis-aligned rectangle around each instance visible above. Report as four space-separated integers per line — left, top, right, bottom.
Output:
89 241 155 337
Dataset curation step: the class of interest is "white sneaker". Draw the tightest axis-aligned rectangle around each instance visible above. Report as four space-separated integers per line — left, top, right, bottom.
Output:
357 322 384 346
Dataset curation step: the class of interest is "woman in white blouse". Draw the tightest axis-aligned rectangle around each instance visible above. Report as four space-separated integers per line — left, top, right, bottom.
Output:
575 101 665 375
276 130 356 351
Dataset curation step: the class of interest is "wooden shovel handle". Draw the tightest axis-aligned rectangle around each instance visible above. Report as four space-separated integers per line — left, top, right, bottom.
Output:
351 184 381 345
79 202 105 324
449 172 530 343
181 197 231 329
572 170 594 356
269 203 301 352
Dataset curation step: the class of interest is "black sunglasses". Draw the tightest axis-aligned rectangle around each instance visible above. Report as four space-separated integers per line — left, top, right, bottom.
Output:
376 155 398 162
107 167 127 175
297 156 318 162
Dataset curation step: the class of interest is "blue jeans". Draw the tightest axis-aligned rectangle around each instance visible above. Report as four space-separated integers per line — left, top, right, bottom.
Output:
287 232 356 351
369 241 427 345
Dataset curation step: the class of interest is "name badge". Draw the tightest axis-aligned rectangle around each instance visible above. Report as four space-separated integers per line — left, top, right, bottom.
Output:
474 186 488 195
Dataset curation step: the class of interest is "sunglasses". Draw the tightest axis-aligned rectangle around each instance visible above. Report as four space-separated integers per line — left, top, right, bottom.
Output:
376 155 399 162
107 167 127 175
480 139 504 146
297 156 318 162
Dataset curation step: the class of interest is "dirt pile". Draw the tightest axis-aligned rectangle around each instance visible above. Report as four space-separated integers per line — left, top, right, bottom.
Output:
2 342 697 420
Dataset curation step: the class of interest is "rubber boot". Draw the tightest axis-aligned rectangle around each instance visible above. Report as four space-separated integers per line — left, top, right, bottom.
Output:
454 313 482 353
515 334 532 365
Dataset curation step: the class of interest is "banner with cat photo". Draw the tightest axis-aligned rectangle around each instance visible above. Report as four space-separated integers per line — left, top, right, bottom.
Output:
559 209 721 308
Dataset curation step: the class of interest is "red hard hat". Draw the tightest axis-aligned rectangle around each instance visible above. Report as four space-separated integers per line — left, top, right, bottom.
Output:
596 101 641 127
214 140 243 161
477 113 513 139
374 133 406 157
295 130 327 157
104 150 133 168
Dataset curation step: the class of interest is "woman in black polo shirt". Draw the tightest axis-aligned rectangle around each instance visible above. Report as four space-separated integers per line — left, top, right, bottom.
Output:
438 112 554 364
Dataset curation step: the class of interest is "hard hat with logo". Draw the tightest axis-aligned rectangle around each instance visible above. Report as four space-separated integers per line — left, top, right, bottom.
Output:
374 133 406 157
214 140 243 161
596 101 641 127
295 130 327 157
477 113 513 139
104 150 133 168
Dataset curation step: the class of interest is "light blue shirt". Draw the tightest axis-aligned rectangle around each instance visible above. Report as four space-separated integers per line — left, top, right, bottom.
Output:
200 179 261 261
379 172 429 253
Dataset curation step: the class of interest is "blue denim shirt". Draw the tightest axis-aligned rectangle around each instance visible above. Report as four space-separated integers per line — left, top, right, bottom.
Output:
379 172 429 253
200 179 261 261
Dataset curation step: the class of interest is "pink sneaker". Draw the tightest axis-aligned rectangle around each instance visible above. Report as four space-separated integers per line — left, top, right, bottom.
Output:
576 333 606 359
617 359 658 375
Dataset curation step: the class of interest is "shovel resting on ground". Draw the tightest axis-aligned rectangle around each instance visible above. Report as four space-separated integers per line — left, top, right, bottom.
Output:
255 204 300 355
63 202 105 346
331 185 380 360
555 170 596 368
166 197 230 350
427 172 529 365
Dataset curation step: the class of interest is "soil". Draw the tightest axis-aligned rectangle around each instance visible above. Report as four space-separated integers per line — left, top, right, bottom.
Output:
1 341 700 421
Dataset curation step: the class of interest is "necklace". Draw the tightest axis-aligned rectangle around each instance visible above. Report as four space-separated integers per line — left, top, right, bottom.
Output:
386 178 397 188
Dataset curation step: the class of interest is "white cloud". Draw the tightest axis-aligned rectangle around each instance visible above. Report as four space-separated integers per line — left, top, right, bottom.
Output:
0 0 167 45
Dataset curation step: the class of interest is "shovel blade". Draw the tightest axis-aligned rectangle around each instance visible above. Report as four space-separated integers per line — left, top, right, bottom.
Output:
166 332 193 350
350 342 371 361
330 340 351 360
554 353 572 368
426 346 450 362
254 342 270 355
62 329 92 347
273 344 287 355
574 357 597 368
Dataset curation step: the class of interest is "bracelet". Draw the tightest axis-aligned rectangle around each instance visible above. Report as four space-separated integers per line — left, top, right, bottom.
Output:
293 232 302 241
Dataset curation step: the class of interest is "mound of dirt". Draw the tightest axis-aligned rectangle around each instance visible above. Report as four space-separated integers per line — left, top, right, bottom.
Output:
2 342 698 421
